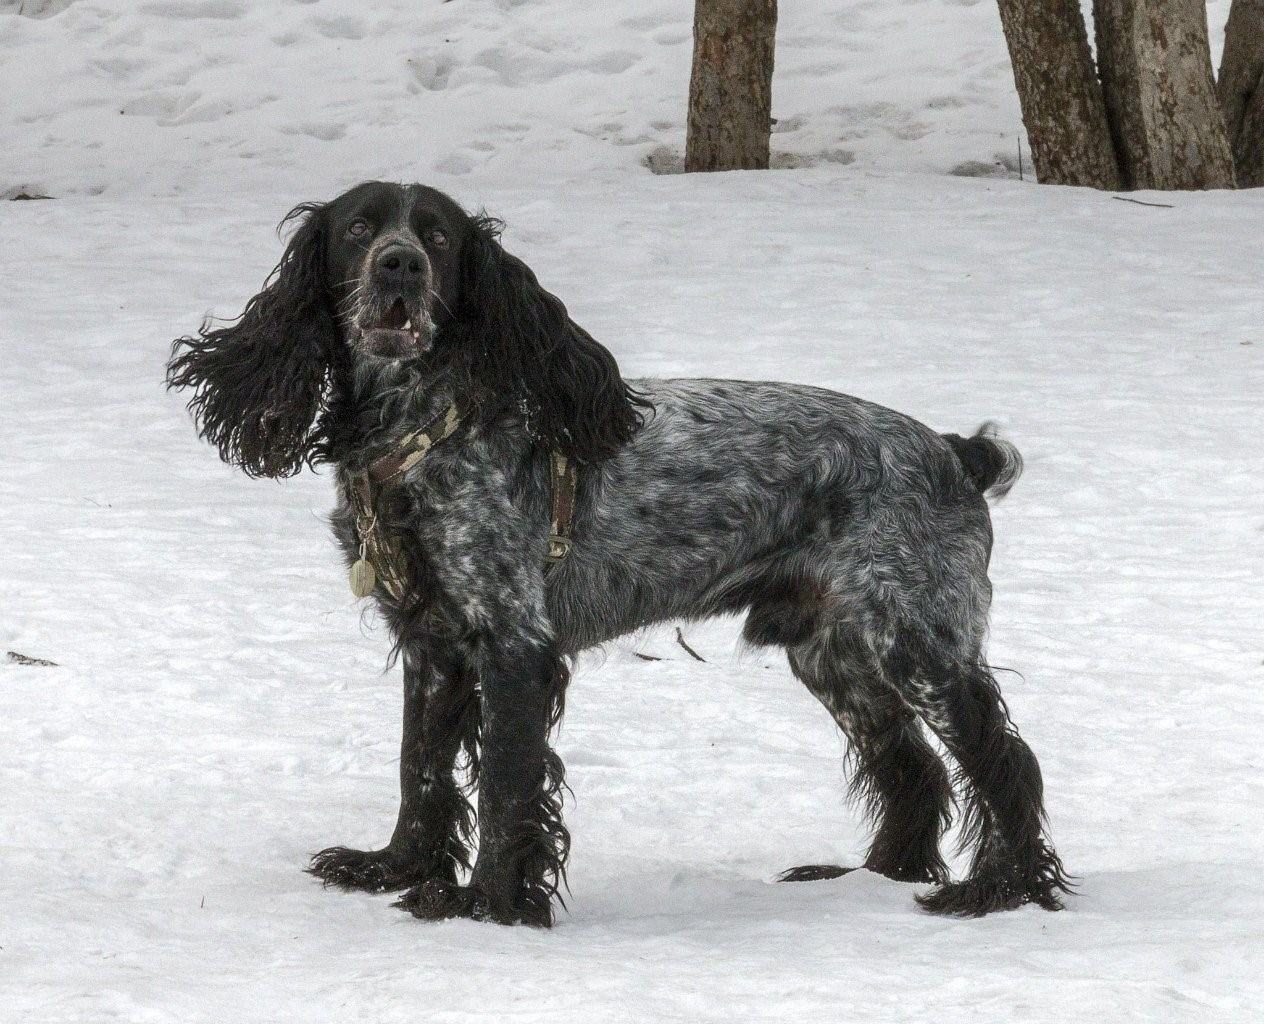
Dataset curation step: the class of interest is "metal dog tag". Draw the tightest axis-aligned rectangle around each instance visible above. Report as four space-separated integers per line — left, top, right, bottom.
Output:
349 558 377 599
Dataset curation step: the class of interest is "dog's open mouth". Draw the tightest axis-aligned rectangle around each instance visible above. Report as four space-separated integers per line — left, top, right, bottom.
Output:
361 298 433 356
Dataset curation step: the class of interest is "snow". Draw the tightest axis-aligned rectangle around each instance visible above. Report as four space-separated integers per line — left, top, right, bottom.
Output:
2 2 1263 1022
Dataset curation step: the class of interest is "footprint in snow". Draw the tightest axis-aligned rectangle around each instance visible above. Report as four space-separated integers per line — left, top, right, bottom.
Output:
311 15 366 41
407 54 456 92
433 153 473 176
586 50 640 75
158 99 235 127
139 0 243 19
280 122 346 142
619 14 662 31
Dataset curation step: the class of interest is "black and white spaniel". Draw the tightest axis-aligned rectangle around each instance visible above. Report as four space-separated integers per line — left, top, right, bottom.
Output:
167 181 1069 926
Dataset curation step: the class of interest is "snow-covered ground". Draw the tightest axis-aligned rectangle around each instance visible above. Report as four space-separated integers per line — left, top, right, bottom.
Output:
3 2 1263 1022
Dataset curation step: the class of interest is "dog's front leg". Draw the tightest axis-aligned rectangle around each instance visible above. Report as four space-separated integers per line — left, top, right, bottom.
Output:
309 644 478 893
397 632 569 927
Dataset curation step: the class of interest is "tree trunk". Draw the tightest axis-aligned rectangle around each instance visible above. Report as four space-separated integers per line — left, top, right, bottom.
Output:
994 0 1121 188
685 0 777 173
1094 0 1236 189
1218 0 1264 187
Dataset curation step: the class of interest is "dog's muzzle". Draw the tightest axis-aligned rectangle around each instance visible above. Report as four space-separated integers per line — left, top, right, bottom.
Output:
356 241 436 357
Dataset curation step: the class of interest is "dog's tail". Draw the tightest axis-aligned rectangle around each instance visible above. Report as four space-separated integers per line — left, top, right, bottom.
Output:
942 422 1023 501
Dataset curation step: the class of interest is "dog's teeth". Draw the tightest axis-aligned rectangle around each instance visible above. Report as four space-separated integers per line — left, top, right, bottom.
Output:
404 318 412 330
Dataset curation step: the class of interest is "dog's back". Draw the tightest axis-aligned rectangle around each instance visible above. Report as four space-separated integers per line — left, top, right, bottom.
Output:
555 379 1004 653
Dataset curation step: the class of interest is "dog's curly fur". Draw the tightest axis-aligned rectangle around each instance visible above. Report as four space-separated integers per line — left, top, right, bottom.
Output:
167 181 1070 926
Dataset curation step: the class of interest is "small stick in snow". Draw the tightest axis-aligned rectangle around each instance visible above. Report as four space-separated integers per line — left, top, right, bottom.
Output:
674 627 706 662
7 651 58 667
1112 196 1175 209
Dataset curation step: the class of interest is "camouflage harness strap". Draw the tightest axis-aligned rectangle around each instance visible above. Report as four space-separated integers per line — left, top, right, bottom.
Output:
347 402 577 601
367 403 463 486
547 449 578 561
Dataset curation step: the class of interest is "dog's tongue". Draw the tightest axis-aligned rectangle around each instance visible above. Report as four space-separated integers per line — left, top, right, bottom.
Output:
365 299 431 353
379 298 408 330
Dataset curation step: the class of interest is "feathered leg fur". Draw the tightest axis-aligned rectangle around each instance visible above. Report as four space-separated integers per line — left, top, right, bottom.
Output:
898 650 1072 915
396 640 570 926
783 630 952 886
308 646 478 893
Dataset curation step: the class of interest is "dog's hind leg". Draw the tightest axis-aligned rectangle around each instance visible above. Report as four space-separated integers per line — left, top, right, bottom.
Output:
780 628 952 885
308 645 478 893
877 633 1071 916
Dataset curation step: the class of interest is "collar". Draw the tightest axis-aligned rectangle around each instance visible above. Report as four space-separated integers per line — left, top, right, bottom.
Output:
366 402 463 485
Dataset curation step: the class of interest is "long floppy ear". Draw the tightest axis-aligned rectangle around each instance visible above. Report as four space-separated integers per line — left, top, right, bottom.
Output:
166 203 337 478
452 215 649 464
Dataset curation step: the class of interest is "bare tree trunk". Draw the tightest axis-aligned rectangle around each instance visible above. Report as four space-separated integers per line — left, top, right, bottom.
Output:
686 0 777 172
1218 0 1264 187
994 0 1121 188
1094 0 1236 189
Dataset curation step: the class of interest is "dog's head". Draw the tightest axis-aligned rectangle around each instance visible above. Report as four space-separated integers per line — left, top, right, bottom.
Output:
167 181 647 478
324 181 466 362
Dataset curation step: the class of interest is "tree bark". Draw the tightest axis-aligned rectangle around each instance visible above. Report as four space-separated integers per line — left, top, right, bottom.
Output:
994 0 1121 188
1218 0 1264 187
1094 0 1236 189
685 0 777 173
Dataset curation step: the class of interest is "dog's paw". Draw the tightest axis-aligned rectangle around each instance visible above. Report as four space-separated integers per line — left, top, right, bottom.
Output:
307 845 432 894
394 879 550 927
915 874 1065 917
916 850 1072 917
394 879 490 920
915 876 1023 917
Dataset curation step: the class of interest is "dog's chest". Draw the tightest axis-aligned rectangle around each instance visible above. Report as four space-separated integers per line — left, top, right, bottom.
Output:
331 444 521 585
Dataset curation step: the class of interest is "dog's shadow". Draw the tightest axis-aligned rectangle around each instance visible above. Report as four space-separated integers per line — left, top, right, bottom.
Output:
562 863 924 935
560 860 1253 940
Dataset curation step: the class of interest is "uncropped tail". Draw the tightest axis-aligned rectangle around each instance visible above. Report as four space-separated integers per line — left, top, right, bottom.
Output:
941 422 1023 500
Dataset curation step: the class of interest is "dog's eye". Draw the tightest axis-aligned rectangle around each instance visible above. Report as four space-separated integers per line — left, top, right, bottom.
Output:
348 219 371 238
425 229 449 249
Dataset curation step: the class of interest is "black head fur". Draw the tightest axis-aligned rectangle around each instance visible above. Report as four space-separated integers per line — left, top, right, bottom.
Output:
447 214 649 464
166 183 648 477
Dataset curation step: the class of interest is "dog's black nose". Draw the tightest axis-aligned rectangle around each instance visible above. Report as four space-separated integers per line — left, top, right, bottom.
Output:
374 243 427 287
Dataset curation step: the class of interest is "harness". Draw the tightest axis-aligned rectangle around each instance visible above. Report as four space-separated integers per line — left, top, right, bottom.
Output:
345 402 577 601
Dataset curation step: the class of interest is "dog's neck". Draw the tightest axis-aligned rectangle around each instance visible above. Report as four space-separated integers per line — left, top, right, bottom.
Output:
330 355 456 469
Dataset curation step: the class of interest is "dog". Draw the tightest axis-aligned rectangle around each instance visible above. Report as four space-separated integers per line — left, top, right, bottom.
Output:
167 181 1070 926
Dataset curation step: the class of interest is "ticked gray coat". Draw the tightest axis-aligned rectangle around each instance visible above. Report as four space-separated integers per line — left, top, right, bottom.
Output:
168 181 1069 928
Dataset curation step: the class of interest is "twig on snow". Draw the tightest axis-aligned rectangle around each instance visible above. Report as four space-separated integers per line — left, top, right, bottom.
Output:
1112 195 1175 209
674 627 706 663
7 651 59 667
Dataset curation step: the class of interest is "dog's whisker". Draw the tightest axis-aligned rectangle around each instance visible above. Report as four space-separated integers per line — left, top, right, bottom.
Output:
429 290 453 319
